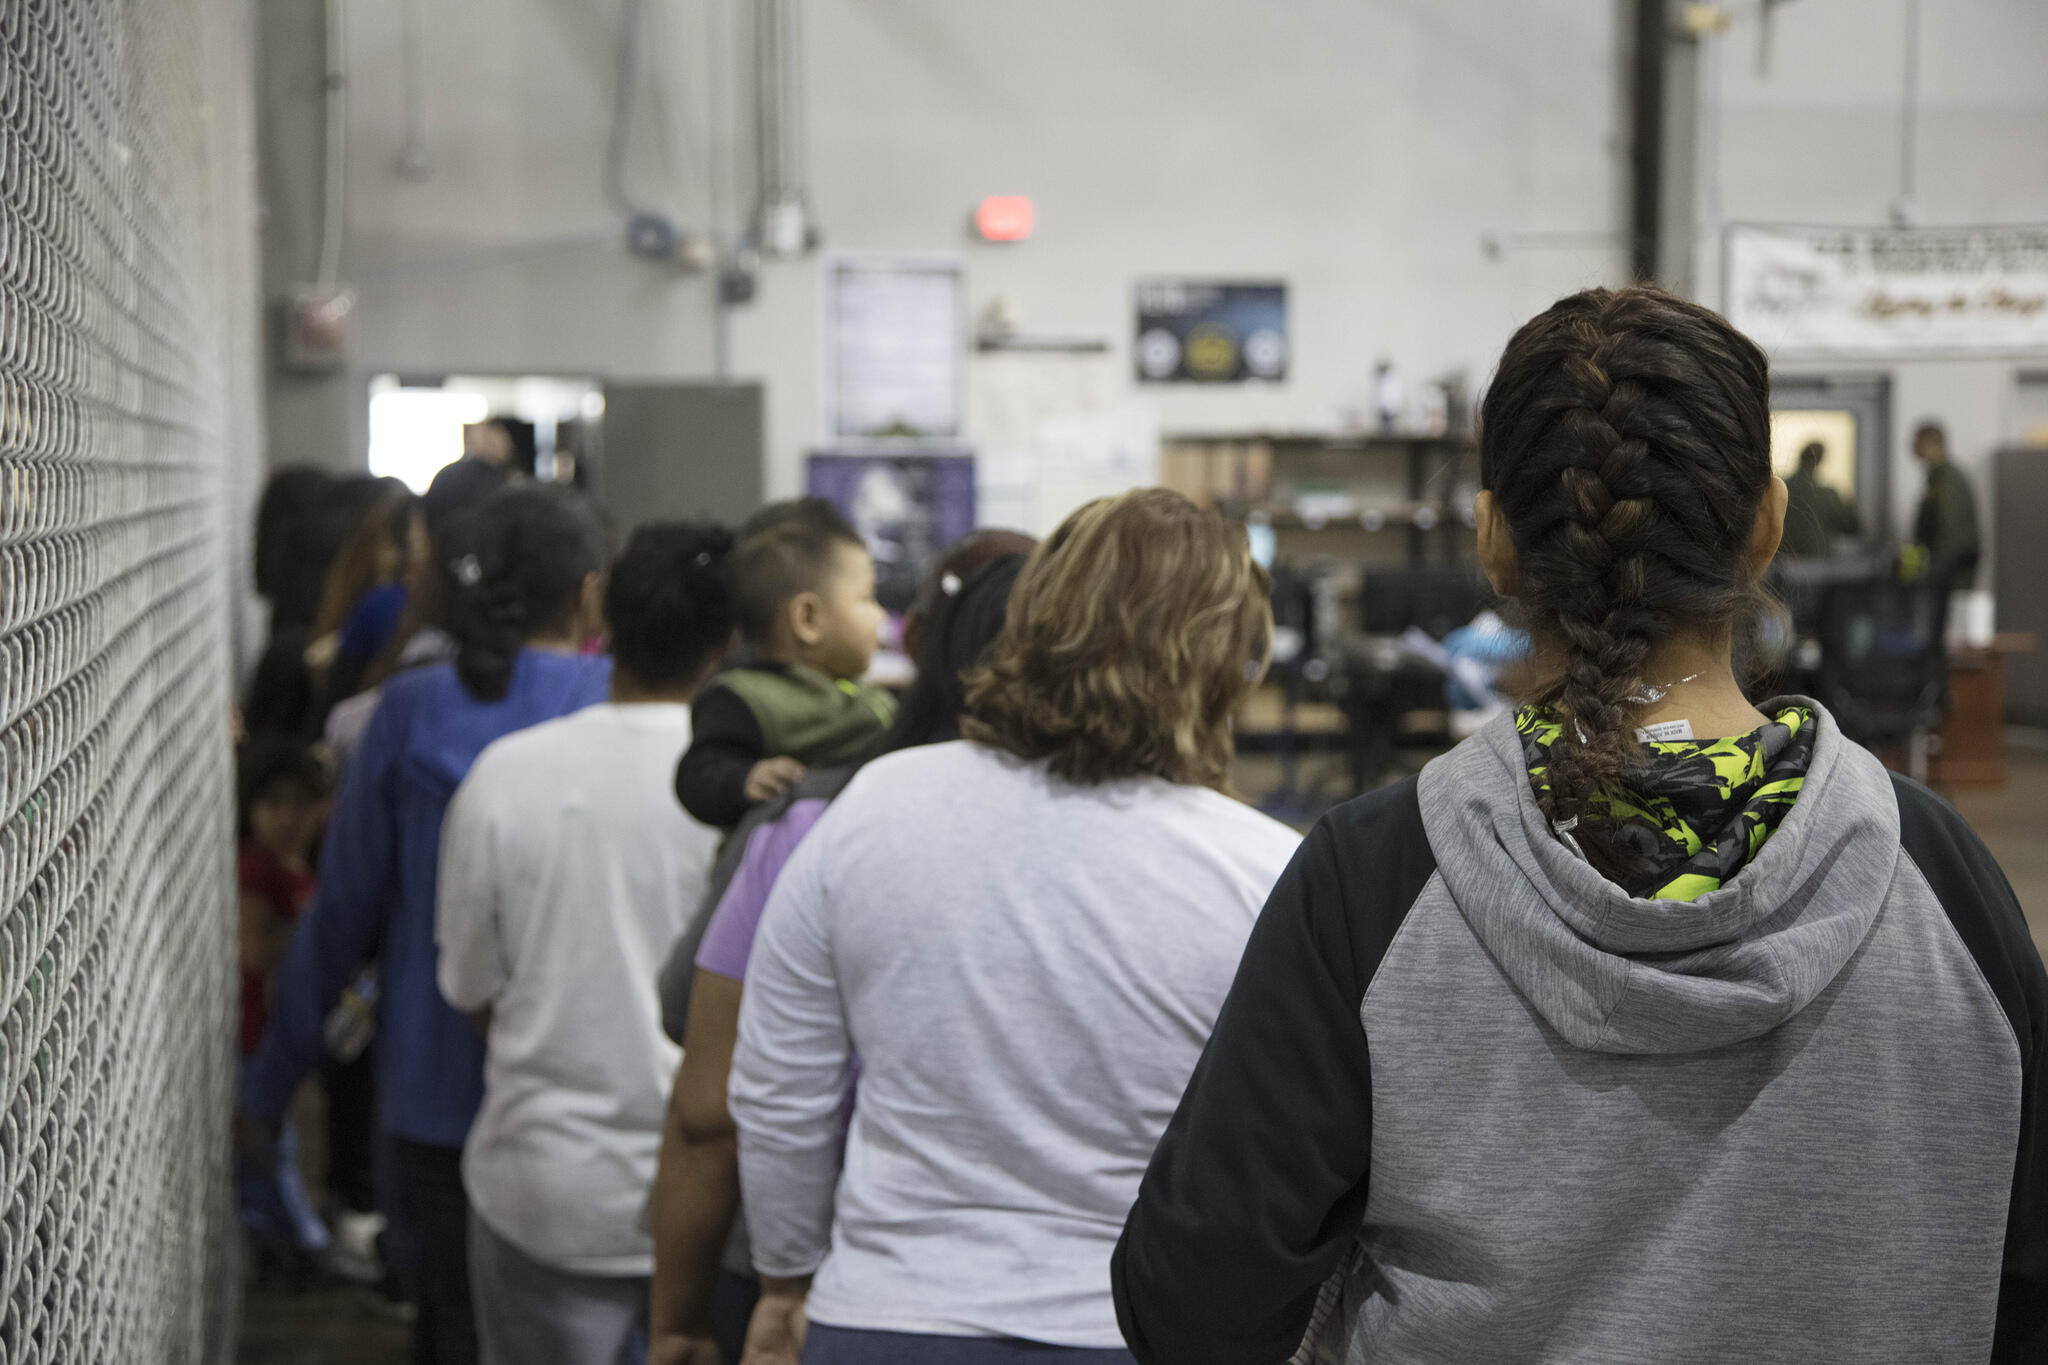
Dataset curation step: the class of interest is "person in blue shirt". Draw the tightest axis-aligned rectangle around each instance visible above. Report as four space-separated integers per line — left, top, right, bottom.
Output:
242 485 613 1365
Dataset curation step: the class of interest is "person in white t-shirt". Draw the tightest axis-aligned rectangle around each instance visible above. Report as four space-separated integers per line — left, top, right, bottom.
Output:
437 522 736 1365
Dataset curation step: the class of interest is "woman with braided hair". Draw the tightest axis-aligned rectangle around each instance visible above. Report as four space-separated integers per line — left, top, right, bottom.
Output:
1116 286 2046 1365
242 485 614 1365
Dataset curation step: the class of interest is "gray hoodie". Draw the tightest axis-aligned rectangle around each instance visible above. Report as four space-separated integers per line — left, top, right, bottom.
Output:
1116 701 2047 1364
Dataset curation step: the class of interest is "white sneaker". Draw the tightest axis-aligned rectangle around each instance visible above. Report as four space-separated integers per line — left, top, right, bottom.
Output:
320 1210 387 1285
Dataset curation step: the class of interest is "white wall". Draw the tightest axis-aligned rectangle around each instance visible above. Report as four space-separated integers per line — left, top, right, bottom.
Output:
1697 0 2048 558
328 0 1628 498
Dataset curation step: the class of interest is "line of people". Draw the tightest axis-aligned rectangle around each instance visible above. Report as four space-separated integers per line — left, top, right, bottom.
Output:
238 285 2043 1365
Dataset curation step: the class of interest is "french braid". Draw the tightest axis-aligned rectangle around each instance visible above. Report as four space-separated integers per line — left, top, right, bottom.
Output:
1480 287 1773 876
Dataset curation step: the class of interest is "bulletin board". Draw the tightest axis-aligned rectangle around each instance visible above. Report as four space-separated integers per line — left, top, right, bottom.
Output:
822 253 966 443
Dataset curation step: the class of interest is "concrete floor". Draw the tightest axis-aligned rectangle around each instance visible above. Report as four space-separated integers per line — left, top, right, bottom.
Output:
235 748 2048 1362
1949 746 2048 957
238 1280 409 1365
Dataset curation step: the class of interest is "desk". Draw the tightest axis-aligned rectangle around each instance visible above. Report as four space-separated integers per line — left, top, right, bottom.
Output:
1931 633 2038 789
1237 682 1347 736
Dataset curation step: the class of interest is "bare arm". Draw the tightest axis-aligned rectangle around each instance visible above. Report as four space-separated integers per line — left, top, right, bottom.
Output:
650 970 747 1352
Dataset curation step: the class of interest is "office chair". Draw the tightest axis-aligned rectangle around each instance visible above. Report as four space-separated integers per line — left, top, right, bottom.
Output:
1768 552 1890 640
1251 564 1332 820
1343 567 1491 789
1358 567 1486 640
1815 573 1951 782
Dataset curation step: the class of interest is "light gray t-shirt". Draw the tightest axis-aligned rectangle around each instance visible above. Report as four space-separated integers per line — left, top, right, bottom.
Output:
730 740 1300 1346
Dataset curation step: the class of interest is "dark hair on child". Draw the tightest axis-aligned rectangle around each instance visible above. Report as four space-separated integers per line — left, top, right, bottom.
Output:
605 522 739 690
739 495 855 542
728 510 866 647
236 735 333 841
1481 285 1773 879
448 486 610 702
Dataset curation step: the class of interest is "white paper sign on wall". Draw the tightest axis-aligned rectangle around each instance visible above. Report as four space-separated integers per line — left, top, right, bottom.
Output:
1725 224 2048 359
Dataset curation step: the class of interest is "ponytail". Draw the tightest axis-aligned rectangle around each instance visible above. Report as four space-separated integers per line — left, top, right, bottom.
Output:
1480 286 1773 878
604 521 739 689
447 487 609 701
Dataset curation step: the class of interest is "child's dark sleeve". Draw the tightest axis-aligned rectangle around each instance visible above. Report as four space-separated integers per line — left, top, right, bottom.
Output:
676 685 768 828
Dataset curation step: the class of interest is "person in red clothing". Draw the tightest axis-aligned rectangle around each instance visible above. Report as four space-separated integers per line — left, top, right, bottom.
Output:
238 739 333 1054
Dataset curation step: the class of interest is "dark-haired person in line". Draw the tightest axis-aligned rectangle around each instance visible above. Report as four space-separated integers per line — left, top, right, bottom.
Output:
673 502 894 829
425 452 513 538
1778 440 1860 558
235 737 335 1267
436 524 735 1365
1910 419 1983 588
1114 288 2046 1364
646 530 1035 1365
242 486 613 1365
727 490 1300 1365
245 472 409 739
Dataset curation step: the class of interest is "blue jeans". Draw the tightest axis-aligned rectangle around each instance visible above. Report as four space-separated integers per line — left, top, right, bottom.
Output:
236 1118 330 1255
802 1325 1136 1365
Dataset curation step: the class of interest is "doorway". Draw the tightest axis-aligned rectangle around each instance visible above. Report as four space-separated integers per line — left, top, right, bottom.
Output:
1768 373 1892 548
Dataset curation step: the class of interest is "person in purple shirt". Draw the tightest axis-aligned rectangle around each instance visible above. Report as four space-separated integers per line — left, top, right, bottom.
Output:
648 540 1033 1365
241 486 612 1365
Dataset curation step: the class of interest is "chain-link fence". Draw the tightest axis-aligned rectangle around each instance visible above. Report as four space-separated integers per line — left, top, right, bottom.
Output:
2 0 258 1358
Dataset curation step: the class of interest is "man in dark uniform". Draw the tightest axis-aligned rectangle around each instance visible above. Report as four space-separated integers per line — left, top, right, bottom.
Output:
1910 421 1982 588
1779 441 1860 558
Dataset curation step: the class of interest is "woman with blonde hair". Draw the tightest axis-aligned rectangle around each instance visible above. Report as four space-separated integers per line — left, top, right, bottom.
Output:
726 488 1302 1365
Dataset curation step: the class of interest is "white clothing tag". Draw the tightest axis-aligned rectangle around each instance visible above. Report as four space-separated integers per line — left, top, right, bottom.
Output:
1636 718 1695 743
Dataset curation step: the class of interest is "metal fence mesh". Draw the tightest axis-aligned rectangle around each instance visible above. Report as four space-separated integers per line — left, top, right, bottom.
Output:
2 0 255 1358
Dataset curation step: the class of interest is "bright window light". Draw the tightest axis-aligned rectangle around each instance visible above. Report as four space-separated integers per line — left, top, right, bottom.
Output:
369 384 490 492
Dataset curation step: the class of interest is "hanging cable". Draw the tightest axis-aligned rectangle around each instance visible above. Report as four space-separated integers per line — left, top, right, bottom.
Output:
604 0 698 263
783 0 806 199
317 0 349 284
754 0 780 216
753 0 812 256
606 0 651 219
1894 0 1921 224
397 0 431 177
707 0 730 245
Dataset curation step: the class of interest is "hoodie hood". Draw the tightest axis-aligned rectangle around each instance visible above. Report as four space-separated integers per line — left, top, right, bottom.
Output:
1416 698 1900 1055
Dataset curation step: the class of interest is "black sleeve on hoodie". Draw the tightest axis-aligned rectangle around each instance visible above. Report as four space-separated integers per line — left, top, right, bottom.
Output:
1892 774 2048 1364
1113 777 1438 1365
674 684 767 828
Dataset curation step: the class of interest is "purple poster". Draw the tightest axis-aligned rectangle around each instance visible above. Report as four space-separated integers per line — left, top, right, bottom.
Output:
806 451 978 614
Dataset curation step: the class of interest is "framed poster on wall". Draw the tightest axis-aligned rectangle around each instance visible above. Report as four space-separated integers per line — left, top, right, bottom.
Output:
1133 279 1289 384
823 253 966 443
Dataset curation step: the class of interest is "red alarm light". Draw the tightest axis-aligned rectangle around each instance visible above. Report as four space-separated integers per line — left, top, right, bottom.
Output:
975 196 1035 242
